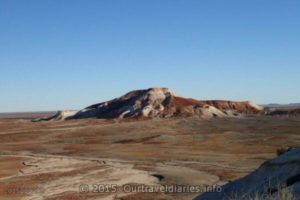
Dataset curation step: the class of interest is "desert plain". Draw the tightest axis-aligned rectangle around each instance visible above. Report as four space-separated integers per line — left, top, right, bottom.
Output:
0 114 300 200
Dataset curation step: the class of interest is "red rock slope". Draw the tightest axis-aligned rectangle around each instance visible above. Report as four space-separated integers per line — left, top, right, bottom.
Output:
67 88 262 120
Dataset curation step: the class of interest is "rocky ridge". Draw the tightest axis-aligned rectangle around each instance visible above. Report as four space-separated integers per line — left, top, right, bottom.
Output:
34 88 263 121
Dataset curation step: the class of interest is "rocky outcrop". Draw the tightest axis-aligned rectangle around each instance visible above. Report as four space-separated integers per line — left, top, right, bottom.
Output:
32 110 77 122
72 88 176 119
203 100 262 114
35 88 263 121
194 147 300 200
70 88 262 120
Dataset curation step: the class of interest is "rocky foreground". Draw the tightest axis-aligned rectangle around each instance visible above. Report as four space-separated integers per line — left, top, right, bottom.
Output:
195 147 300 200
34 88 263 121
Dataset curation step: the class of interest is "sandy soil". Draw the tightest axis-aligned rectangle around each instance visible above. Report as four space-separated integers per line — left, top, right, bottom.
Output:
0 115 300 200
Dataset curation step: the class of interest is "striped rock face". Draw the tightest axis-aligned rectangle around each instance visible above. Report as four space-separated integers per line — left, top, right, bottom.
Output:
36 88 263 121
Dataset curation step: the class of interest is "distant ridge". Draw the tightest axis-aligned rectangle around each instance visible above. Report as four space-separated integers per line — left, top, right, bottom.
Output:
263 103 300 110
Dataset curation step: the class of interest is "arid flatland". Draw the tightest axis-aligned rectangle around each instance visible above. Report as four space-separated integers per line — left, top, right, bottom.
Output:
0 114 300 200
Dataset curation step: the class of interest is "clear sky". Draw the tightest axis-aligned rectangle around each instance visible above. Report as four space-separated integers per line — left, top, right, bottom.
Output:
0 0 299 112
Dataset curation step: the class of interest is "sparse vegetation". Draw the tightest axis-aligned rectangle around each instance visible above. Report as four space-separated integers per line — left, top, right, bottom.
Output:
1 115 300 200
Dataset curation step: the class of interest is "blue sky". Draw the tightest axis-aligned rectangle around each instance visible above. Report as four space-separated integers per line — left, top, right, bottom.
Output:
0 0 299 112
